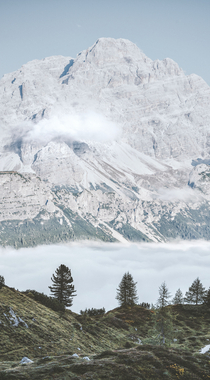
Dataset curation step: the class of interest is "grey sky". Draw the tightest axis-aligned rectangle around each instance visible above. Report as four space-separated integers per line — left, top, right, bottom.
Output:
0 0 210 85
1 242 210 313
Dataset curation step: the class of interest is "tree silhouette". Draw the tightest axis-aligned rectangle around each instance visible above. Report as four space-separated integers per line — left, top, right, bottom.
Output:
116 272 138 306
204 288 210 306
184 277 206 305
156 282 172 344
49 264 76 307
0 275 5 289
172 288 184 305
157 281 171 308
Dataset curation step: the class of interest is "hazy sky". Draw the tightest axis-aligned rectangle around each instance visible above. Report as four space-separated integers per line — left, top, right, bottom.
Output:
1 241 210 313
0 0 210 85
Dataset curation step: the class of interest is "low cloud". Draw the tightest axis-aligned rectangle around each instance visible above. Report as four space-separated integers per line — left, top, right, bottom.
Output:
154 187 202 202
14 111 121 145
1 241 210 313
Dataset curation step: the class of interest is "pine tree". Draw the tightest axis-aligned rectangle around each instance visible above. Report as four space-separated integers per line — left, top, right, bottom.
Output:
49 264 76 307
149 307 175 346
204 288 210 306
144 283 176 346
0 275 5 289
157 281 171 308
184 277 206 305
156 282 172 344
116 272 138 306
172 288 184 305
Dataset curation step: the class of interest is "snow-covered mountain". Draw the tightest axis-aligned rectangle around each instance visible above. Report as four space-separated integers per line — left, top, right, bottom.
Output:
1 38 210 247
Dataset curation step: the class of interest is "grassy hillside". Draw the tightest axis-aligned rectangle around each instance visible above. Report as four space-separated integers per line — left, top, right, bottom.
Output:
0 286 210 379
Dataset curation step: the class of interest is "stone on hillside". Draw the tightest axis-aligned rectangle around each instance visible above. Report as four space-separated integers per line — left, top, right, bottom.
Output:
20 356 33 364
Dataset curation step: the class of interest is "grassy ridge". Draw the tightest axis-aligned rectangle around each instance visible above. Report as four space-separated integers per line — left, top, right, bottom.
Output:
0 287 210 379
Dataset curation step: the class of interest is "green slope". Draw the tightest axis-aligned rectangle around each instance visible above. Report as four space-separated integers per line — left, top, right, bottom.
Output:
0 286 210 379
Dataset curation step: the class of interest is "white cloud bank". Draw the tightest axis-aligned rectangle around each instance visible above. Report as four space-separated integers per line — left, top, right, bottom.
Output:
19 111 121 144
154 187 202 202
1 241 210 313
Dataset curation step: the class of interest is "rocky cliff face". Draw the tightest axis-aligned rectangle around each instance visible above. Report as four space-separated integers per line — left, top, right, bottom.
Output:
1 38 210 246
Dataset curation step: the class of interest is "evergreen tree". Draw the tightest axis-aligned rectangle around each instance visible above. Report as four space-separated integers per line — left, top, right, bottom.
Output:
148 307 175 346
144 283 176 346
156 282 172 344
157 281 171 308
172 288 184 305
184 277 206 305
0 275 5 289
204 288 210 306
116 272 138 306
49 264 76 307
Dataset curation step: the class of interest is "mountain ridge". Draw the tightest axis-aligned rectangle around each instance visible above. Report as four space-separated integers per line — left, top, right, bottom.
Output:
1 38 210 246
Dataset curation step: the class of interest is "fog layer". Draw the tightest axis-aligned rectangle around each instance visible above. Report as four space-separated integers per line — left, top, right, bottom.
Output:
0 241 210 313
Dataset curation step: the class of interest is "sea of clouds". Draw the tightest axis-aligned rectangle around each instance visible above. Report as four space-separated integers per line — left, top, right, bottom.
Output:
1 241 210 313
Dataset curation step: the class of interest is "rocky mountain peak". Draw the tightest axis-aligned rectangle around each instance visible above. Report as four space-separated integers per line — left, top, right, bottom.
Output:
83 37 149 64
152 57 183 77
1 38 210 246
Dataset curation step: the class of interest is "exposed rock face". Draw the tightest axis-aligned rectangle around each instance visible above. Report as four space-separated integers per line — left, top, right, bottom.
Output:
1 38 210 246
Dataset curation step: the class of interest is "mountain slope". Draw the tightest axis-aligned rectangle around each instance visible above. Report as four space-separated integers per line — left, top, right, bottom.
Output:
1 38 210 245
1 286 210 379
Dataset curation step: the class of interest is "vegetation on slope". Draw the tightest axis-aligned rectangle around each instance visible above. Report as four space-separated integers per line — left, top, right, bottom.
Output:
0 286 210 379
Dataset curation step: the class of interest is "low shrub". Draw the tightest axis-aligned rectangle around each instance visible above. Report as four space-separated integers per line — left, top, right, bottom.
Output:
139 302 150 309
80 307 105 316
22 289 65 312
